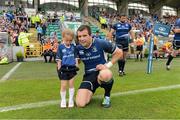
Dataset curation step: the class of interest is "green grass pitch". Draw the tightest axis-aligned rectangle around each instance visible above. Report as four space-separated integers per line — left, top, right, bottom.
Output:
0 58 180 119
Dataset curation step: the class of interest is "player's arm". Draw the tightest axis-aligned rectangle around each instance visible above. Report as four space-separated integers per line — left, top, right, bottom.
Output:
56 60 62 70
129 24 135 42
173 28 180 33
109 47 123 65
96 47 123 70
129 30 135 42
96 40 123 70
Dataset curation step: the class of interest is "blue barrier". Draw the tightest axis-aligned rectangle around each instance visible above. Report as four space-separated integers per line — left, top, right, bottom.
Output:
147 23 171 74
147 34 154 74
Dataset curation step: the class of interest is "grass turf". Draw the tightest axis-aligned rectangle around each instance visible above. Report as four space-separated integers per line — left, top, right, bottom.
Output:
0 62 17 77
0 59 180 118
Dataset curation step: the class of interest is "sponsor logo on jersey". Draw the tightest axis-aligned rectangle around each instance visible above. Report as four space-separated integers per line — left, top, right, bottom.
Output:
92 46 97 52
62 49 66 53
79 50 84 55
86 52 91 56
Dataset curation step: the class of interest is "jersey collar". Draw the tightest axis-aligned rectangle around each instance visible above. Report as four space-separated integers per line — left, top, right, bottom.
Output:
63 43 71 48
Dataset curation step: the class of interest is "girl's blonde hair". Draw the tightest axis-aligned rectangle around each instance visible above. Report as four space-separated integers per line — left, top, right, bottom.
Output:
62 28 74 38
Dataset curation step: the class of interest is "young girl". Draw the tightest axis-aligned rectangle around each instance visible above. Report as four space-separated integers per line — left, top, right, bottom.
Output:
56 29 78 108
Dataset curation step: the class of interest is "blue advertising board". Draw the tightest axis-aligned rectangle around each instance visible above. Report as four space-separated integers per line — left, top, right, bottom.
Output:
153 23 171 37
147 23 171 74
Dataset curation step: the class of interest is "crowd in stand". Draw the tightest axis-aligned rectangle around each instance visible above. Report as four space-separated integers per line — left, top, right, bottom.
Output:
0 5 179 64
0 8 29 46
89 10 179 59
91 10 177 30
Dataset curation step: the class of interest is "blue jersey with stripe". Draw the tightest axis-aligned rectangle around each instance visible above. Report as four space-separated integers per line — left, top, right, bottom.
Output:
76 39 116 73
56 44 77 66
174 22 180 40
113 22 132 43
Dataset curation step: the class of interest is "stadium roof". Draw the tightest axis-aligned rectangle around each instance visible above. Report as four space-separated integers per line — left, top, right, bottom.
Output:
112 0 180 8
164 0 180 8
145 0 180 8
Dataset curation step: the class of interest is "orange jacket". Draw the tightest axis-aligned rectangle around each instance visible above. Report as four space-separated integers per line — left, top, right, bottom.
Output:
135 38 144 46
52 43 58 53
43 43 51 51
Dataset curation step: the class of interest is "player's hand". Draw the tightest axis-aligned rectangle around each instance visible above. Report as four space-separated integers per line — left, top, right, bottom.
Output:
57 65 61 70
96 64 108 70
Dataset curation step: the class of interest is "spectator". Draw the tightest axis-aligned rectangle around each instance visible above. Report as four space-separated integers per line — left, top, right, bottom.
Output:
92 30 102 39
36 24 43 41
43 39 53 63
42 22 47 36
51 39 59 62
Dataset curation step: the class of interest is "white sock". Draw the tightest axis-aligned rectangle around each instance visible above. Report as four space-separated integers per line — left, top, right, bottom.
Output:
69 88 75 102
60 91 66 101
105 96 110 100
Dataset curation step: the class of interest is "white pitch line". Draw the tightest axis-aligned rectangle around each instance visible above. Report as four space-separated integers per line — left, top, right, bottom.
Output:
0 100 59 112
94 84 180 98
1 84 180 113
0 63 22 82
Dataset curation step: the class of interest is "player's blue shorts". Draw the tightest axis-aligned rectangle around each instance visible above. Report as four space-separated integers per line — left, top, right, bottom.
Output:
79 71 100 93
173 40 180 50
116 39 129 52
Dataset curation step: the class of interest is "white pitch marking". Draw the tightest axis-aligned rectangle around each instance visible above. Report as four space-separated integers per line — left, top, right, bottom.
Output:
94 84 180 98
0 63 22 82
0 100 59 112
1 84 180 112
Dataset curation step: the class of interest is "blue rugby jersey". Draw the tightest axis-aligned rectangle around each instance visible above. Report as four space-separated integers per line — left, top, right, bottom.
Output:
112 22 132 44
174 25 180 41
56 43 77 66
76 38 116 73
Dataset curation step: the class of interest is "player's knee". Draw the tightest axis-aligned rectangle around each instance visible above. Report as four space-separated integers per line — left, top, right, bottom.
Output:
98 69 112 84
76 92 90 108
76 99 86 108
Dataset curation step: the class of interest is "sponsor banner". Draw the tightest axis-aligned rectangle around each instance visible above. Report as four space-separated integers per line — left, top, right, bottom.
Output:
153 23 171 37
